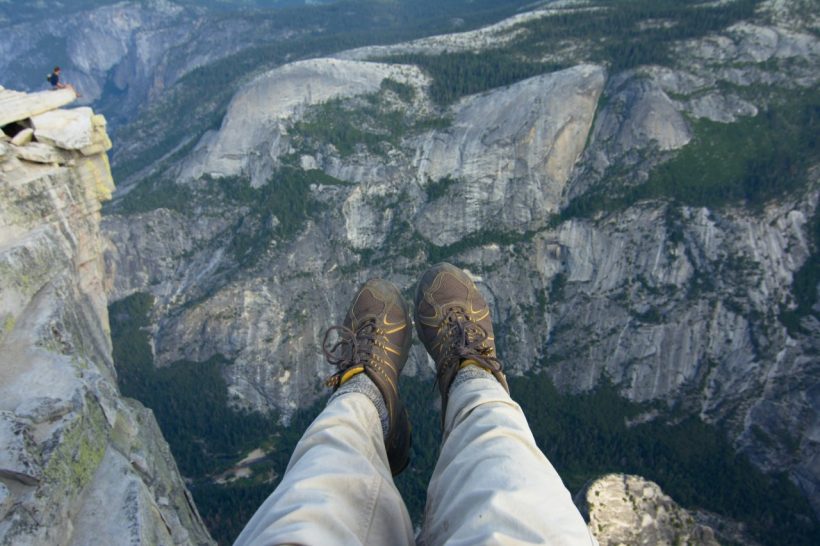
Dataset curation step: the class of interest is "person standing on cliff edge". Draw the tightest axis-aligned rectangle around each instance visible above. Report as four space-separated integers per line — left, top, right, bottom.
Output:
47 66 79 96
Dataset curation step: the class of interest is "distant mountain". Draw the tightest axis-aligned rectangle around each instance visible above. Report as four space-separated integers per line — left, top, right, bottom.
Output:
0 1 331 25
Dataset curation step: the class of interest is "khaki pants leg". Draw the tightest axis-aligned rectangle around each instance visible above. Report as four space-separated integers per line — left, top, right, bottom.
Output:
233 392 414 546
419 376 597 546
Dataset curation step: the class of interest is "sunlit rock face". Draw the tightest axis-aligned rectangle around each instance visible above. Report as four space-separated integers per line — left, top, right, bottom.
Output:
412 64 605 246
0 91 213 546
180 58 431 188
581 474 727 546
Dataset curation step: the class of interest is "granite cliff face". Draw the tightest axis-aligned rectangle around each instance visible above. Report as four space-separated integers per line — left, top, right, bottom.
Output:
0 89 213 545
181 58 433 188
102 0 820 534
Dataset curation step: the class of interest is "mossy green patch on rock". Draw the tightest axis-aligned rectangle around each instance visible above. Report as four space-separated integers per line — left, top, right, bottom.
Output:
2 313 15 333
1 313 15 345
40 397 108 499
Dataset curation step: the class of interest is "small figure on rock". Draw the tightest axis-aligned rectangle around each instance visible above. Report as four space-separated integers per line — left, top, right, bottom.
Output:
47 66 80 96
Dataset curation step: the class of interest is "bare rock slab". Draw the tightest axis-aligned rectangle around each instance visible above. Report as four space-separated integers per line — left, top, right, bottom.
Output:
0 88 76 127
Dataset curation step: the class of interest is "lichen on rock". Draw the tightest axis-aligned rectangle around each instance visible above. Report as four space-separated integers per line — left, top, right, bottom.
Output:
39 397 108 498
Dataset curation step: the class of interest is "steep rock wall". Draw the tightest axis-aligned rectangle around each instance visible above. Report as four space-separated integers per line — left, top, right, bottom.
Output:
0 91 213 545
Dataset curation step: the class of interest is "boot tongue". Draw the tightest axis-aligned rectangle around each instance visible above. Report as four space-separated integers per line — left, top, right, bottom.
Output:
350 287 385 327
431 272 470 303
359 287 385 313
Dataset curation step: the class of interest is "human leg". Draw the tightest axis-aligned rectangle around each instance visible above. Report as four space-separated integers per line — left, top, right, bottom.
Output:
414 263 595 546
233 387 414 546
234 279 415 546
419 370 595 545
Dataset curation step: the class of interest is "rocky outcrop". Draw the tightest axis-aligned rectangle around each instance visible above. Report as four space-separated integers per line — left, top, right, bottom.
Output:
581 474 727 546
0 92 213 545
0 87 77 127
582 473 780 545
582 72 692 176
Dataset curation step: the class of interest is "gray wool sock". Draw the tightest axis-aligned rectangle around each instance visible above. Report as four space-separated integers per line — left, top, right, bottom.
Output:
450 364 494 392
329 372 390 437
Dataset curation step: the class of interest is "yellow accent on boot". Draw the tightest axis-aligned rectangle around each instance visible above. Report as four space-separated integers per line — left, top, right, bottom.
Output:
339 366 365 386
459 359 481 370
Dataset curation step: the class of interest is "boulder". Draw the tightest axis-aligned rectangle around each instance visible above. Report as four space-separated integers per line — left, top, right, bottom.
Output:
13 142 69 165
31 108 95 151
10 128 33 146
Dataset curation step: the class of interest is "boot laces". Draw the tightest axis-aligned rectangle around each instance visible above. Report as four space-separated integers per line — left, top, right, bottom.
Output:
323 320 380 388
436 306 501 380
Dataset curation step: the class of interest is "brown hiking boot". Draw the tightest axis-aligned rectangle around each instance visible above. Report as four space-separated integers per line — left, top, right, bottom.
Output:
323 279 412 475
414 263 509 426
